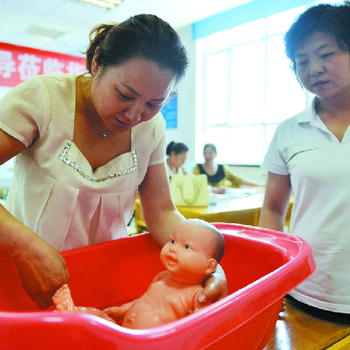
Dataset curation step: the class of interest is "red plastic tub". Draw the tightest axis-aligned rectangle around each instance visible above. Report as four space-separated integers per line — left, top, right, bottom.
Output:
0 223 315 350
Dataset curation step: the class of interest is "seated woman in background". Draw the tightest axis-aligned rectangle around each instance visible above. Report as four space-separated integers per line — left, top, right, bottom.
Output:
193 143 261 194
166 141 189 178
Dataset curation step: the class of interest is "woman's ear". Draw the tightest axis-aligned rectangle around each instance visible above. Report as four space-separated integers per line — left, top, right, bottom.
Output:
91 47 100 76
205 259 217 276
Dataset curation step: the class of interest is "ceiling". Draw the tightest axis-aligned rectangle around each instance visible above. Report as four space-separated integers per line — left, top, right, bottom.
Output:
0 0 253 57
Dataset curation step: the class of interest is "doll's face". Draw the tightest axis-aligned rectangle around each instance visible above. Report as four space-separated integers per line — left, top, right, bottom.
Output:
160 220 217 284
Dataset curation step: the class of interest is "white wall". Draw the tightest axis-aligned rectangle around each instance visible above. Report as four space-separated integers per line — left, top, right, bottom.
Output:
171 26 266 183
165 25 197 171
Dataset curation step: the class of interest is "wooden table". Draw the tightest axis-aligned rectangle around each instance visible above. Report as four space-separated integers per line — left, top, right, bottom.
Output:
264 297 350 350
134 188 293 233
176 188 265 225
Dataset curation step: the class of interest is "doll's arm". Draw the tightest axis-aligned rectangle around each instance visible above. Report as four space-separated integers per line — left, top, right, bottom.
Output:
103 301 136 323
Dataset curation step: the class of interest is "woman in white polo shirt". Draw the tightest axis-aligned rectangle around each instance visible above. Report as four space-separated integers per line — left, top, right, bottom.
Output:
260 2 350 319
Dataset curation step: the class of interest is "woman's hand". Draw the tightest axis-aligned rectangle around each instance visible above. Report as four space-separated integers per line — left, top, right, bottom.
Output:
198 264 228 304
13 237 69 310
211 187 226 194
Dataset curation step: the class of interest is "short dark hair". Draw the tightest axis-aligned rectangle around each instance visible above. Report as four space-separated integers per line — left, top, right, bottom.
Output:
166 141 189 156
285 1 350 74
85 14 189 85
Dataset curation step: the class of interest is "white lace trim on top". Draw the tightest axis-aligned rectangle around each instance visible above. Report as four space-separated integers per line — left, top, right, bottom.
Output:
59 139 138 182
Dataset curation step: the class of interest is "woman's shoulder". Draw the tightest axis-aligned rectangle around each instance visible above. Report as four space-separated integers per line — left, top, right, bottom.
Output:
132 113 166 162
193 163 204 174
10 74 78 104
275 104 314 133
37 73 78 93
135 112 165 131
133 113 165 143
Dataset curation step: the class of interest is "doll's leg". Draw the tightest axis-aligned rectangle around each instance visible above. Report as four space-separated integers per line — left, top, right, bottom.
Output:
52 284 75 311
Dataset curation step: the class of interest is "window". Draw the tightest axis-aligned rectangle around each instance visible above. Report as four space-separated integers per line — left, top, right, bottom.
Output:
198 6 309 165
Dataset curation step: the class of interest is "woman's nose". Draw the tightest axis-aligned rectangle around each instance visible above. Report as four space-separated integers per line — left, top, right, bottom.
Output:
309 59 324 76
124 103 143 123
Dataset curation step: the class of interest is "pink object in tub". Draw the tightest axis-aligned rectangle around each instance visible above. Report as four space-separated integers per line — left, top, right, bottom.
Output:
0 223 315 350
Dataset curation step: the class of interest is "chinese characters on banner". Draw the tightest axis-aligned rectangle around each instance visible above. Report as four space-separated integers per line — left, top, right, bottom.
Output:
0 42 86 87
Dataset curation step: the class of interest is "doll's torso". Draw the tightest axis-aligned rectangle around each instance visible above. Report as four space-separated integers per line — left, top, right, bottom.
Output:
122 271 203 329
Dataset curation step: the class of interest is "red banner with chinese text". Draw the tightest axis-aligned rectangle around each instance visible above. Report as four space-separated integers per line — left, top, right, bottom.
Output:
0 42 86 87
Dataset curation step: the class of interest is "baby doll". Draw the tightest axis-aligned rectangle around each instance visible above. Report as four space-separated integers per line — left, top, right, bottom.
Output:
53 219 225 329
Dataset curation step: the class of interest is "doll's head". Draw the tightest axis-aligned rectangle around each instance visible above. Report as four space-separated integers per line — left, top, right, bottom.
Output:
160 219 225 284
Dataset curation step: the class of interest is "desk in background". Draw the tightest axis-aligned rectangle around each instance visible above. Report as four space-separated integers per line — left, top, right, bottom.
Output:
134 188 293 234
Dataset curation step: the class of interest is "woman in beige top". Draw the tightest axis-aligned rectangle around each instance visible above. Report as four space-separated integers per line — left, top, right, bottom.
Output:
0 15 227 310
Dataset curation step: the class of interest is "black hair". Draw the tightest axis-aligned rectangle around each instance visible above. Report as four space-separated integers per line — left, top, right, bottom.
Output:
166 141 189 156
285 1 350 74
85 14 189 84
203 143 217 155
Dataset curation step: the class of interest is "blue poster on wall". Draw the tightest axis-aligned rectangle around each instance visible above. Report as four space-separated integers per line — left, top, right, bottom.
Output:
161 95 177 129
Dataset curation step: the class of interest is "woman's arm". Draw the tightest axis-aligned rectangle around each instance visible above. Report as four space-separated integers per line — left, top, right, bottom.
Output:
0 130 69 309
138 163 185 248
224 165 263 187
0 129 26 163
0 204 69 309
223 165 242 187
259 172 292 232
138 163 228 303
240 178 264 187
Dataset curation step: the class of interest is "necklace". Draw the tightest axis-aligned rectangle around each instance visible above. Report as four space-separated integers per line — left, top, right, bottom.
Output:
85 80 110 138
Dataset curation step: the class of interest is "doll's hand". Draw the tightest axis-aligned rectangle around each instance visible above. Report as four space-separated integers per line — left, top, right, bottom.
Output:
104 301 135 323
198 264 228 304
103 306 126 322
